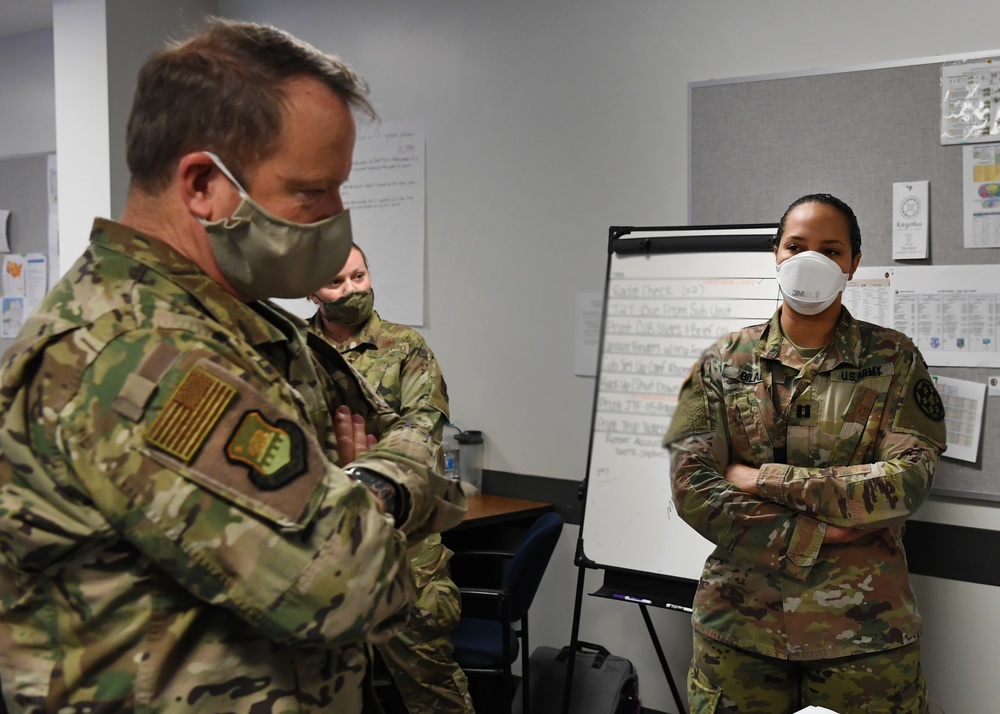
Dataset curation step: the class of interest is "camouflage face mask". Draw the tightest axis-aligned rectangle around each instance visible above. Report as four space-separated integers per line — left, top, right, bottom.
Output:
199 151 354 300
319 289 375 326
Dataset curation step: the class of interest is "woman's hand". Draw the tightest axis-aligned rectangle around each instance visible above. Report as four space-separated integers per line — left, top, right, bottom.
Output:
334 405 374 463
724 463 760 494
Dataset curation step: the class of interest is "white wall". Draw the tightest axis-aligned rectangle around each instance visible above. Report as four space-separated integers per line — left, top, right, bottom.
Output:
8 0 1000 711
0 28 55 158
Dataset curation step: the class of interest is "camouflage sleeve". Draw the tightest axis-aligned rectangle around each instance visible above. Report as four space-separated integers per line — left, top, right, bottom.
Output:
357 336 460 536
666 349 825 580
48 330 413 648
756 342 945 529
395 338 450 466
307 335 465 538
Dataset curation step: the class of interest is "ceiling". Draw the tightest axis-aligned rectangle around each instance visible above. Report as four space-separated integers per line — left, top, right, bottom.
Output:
0 0 53 39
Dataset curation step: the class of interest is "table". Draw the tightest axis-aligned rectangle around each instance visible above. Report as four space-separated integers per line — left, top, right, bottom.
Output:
452 493 554 531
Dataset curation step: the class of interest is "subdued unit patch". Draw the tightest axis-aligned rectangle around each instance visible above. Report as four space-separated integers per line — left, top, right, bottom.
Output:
225 410 307 490
913 379 945 421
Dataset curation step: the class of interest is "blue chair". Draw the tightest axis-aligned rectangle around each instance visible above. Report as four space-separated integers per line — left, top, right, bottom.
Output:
450 512 565 714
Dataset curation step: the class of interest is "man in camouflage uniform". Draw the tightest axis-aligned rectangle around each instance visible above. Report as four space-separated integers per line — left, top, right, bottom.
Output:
0 18 464 714
308 244 475 713
665 194 946 713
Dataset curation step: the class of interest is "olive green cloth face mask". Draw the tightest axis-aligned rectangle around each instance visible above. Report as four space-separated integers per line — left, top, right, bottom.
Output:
319 289 375 326
200 151 354 300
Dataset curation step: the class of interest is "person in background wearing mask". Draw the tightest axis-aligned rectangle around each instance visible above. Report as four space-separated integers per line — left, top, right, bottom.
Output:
665 193 946 714
308 244 475 714
0 18 464 713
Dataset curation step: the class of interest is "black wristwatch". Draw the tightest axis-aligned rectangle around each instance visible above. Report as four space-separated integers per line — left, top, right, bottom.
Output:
344 466 407 526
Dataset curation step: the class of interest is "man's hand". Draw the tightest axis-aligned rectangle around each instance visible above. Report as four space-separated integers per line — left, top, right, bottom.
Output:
334 405 372 463
723 463 759 494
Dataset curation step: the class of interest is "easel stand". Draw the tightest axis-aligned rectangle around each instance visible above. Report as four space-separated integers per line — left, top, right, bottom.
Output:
560 559 691 714
638 603 684 714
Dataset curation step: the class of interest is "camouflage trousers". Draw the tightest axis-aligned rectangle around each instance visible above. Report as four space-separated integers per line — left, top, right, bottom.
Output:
378 534 475 714
688 630 927 714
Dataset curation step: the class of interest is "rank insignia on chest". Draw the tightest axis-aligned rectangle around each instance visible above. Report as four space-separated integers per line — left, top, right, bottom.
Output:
226 410 307 489
789 399 818 425
146 367 237 462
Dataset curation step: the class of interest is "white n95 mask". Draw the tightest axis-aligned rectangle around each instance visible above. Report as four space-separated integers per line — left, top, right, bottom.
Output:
199 151 354 301
775 251 849 315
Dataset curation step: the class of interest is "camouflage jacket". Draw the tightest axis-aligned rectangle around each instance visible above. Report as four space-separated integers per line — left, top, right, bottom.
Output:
308 310 452 574
0 219 463 713
307 309 450 459
665 307 946 660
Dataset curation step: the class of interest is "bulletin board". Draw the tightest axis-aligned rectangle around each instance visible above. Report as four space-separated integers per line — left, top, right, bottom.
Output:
0 154 51 354
689 50 1000 503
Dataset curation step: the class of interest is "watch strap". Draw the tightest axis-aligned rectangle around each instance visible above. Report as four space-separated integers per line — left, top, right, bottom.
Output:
345 466 407 526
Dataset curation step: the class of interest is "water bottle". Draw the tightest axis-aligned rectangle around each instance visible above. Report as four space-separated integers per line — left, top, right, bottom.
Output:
442 422 460 480
455 429 484 492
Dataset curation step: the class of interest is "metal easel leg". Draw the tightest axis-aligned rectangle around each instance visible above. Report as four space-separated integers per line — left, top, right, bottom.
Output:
560 562 587 714
639 603 686 714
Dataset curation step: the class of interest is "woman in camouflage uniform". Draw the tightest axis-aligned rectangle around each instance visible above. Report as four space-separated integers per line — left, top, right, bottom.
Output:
309 245 475 714
666 194 946 713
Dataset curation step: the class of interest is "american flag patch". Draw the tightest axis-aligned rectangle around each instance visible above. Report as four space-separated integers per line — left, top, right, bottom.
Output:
146 366 237 462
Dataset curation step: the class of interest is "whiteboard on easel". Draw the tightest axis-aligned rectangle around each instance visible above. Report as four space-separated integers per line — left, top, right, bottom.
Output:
580 225 779 583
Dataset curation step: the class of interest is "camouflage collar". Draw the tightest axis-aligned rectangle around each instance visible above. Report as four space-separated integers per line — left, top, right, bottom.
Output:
754 307 864 371
92 218 290 349
353 310 382 348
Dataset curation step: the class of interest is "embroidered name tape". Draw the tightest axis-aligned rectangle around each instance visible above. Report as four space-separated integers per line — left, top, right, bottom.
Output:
831 364 894 382
722 364 762 383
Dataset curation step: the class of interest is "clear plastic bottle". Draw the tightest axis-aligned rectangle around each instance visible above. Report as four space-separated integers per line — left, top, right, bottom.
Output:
455 429 484 491
442 422 461 480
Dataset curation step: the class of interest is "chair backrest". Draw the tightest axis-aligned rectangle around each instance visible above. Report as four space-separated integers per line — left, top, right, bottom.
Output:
502 512 564 622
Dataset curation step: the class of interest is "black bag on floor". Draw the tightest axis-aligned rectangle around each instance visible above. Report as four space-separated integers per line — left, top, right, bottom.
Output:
512 640 639 714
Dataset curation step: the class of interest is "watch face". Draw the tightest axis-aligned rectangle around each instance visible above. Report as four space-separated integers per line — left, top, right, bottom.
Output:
900 195 921 218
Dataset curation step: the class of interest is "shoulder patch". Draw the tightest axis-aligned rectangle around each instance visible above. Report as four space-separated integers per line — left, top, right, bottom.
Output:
146 366 237 462
913 378 945 422
137 355 328 529
225 411 307 490
664 363 712 444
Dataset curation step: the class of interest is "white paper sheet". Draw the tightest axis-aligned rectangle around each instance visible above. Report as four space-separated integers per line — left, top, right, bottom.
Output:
892 264 1000 367
0 253 47 336
842 267 892 328
1 297 23 338
962 143 1000 248
930 374 986 463
892 180 929 259
2 255 26 298
340 120 426 326
941 60 1000 145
